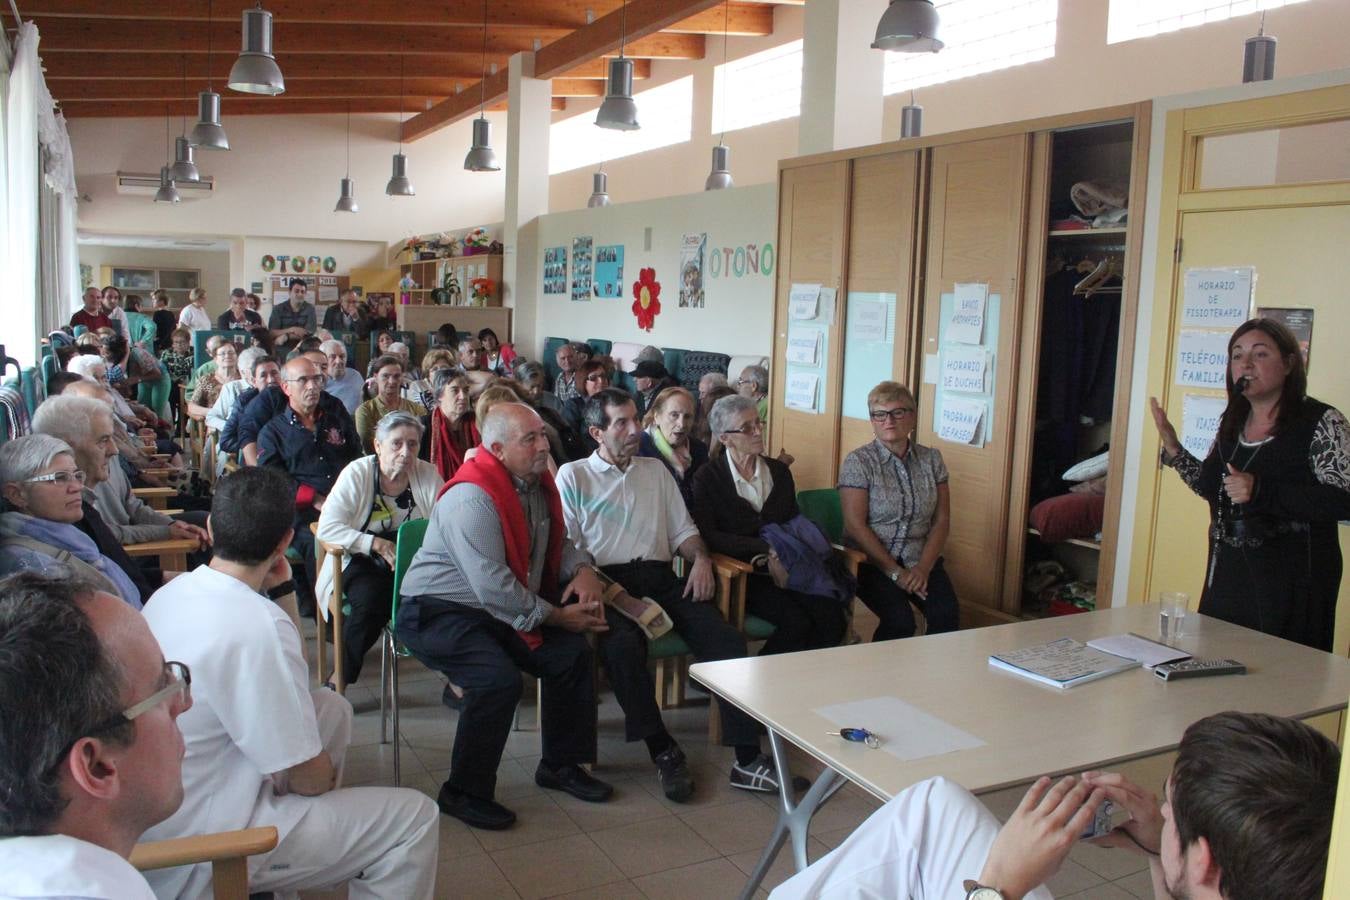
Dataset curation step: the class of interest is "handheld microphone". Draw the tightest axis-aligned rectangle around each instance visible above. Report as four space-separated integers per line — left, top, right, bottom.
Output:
1232 375 1251 396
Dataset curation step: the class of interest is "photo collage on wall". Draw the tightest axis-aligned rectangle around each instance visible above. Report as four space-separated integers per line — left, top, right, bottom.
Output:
571 236 594 302
679 232 706 308
543 246 567 295
593 245 625 298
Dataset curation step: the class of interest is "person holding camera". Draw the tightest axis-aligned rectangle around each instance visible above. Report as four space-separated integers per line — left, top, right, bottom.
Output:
316 410 441 685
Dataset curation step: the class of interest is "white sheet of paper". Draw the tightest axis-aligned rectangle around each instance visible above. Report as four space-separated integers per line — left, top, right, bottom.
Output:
785 328 821 366
814 696 985 762
271 289 289 307
785 372 819 411
318 284 339 304
1087 634 1191 669
818 287 838 326
937 396 984 445
1175 329 1230 389
1182 267 1254 328
922 353 939 385
948 282 988 344
1181 393 1226 459
940 346 988 394
849 300 887 342
789 283 821 320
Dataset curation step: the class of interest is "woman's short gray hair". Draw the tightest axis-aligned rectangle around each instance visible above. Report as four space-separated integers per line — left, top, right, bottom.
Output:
32 395 111 450
432 368 472 401
515 360 545 383
237 347 267 378
708 394 759 437
65 354 105 380
374 410 424 445
0 434 76 485
318 339 344 356
739 365 769 396
387 342 410 360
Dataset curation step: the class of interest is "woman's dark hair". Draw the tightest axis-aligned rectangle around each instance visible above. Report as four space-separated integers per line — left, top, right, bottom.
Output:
1217 318 1307 445
433 323 461 348
477 327 498 343
246 326 274 355
98 333 129 362
124 294 142 312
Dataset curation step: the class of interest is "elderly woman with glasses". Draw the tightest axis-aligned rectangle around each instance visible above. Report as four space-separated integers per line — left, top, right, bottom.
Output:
0 434 144 609
839 381 958 640
316 411 442 685
691 395 847 655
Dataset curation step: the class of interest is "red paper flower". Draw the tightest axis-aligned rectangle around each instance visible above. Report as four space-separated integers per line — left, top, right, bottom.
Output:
631 267 662 331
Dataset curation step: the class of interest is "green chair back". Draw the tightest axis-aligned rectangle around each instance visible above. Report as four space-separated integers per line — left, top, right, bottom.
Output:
586 338 612 358
18 367 43 417
40 353 60 394
391 517 431 627
542 336 570 383
661 348 687 384
797 488 846 545
192 329 242 369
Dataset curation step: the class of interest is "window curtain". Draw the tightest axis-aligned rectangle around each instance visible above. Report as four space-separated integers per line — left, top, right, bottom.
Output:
1 21 77 368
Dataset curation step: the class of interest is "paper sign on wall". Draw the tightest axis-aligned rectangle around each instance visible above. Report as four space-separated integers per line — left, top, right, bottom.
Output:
948 283 988 344
940 346 989 394
937 395 985 445
1175 329 1230 388
785 372 819 412
786 328 821 366
789 283 821 320
1181 394 1226 460
848 300 889 342
1182 267 1254 328
818 287 837 326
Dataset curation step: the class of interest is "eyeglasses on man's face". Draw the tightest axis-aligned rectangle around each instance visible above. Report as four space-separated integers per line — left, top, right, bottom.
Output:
869 407 914 423
725 419 766 436
56 661 192 768
26 469 87 486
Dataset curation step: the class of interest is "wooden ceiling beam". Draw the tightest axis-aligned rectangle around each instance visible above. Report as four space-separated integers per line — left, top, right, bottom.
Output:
549 79 606 98
5 1 772 33
51 78 491 102
57 97 470 118
667 4 775 36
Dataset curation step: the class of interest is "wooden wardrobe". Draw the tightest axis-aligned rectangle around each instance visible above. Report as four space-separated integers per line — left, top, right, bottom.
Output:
769 104 1151 626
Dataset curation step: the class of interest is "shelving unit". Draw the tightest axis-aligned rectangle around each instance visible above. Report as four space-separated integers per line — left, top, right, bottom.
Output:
102 265 200 308
399 254 503 307
1046 226 1128 238
1027 527 1101 551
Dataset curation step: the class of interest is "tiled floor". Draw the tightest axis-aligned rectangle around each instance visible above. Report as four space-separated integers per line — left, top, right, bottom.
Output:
315 629 1155 900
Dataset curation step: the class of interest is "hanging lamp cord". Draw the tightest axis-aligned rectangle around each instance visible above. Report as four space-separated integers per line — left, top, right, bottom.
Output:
717 0 730 147
478 0 488 117
205 0 213 91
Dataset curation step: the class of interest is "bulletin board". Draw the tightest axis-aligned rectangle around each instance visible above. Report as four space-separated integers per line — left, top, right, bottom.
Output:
841 291 897 420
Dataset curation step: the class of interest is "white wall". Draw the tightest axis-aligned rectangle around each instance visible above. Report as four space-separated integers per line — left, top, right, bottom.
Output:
529 183 777 360
77 244 230 313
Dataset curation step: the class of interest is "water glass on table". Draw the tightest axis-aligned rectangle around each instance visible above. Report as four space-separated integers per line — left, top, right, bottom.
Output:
1159 591 1189 643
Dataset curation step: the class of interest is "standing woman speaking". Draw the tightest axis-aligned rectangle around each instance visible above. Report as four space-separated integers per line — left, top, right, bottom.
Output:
1150 318 1350 651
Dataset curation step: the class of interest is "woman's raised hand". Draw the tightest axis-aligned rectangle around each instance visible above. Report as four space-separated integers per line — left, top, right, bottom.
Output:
1149 397 1181 458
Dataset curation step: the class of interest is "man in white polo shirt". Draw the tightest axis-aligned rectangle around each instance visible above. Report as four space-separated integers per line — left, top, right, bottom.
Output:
140 466 438 899
0 572 190 899
556 388 780 801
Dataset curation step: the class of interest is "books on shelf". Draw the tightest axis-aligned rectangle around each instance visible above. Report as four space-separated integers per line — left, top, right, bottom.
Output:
989 637 1140 689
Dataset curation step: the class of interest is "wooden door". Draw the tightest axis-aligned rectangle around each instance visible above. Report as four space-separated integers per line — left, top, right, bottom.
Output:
770 161 851 492
915 135 1032 621
837 151 924 458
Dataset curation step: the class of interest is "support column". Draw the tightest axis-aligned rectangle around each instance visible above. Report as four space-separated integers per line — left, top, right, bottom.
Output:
503 51 551 357
798 0 889 156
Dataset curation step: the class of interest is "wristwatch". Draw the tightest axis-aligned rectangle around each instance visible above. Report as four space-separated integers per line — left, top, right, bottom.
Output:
889 568 901 583
963 881 1005 900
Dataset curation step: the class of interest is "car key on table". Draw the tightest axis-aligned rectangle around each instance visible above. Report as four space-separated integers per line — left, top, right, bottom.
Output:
1154 658 1247 680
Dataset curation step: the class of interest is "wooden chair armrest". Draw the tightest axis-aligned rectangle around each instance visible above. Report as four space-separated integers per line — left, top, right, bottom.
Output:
123 538 199 557
132 487 176 498
710 553 752 627
163 509 184 516
710 553 754 577
131 825 278 872
833 545 867 576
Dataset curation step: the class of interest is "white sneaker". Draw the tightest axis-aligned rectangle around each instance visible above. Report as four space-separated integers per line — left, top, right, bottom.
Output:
729 753 781 793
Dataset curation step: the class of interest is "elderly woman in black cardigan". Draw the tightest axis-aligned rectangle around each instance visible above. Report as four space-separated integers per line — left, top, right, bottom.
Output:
691 395 846 655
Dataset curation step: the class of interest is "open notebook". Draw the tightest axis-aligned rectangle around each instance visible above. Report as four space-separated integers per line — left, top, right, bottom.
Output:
989 637 1139 689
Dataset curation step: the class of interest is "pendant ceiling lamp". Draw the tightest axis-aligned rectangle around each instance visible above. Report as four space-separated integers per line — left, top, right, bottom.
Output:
386 56 416 195
169 57 202 181
587 167 611 207
190 0 230 149
155 114 181 203
900 90 923 137
464 0 501 171
1242 12 1277 83
596 1 639 130
871 0 944 53
705 3 733 191
335 104 359 212
228 2 286 95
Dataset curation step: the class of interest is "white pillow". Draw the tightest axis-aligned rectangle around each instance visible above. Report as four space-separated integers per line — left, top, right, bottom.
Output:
1063 450 1109 483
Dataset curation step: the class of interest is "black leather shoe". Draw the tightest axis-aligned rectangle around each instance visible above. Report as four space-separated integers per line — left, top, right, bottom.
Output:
534 761 614 803
437 783 516 830
654 745 694 802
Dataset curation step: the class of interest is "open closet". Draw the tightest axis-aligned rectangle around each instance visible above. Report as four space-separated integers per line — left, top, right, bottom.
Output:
1013 122 1137 618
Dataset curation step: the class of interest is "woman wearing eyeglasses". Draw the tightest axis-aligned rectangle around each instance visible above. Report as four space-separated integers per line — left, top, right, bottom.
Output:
692 395 847 655
0 434 144 609
839 381 958 641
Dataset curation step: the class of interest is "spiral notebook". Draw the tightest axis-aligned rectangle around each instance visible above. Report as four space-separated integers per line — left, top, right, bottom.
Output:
989 637 1140 689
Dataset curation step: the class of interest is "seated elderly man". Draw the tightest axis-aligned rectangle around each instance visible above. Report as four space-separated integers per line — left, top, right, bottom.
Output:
206 346 266 434
737 364 770 421
396 403 613 831
219 353 283 463
455 336 487 373
356 354 426 453
0 572 192 897
234 349 349 466
258 356 363 616
557 389 778 799
554 342 581 402
320 338 365 415
142 467 439 898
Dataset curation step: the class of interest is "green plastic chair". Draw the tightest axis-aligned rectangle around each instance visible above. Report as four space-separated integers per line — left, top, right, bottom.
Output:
192 329 238 370
382 517 430 785
542 336 570 383
797 488 846 544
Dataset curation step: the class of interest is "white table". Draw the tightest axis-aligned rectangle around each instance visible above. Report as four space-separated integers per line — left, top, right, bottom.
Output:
690 604 1350 899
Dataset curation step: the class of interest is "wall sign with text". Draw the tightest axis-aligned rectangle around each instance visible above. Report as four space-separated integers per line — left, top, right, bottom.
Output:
260 254 338 274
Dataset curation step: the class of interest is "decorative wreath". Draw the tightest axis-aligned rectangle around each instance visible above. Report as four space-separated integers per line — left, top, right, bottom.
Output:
261 255 276 272
322 256 337 273
631 268 662 332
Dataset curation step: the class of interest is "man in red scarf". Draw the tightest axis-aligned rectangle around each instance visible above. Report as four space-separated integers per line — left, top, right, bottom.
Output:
395 403 612 831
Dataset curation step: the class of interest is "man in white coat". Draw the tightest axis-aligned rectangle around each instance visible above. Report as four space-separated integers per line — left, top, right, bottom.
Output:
0 571 191 899
140 465 438 899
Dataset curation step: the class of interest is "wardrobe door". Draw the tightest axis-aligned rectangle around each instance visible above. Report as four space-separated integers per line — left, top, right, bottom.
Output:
838 151 924 459
771 161 851 492
915 135 1032 622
